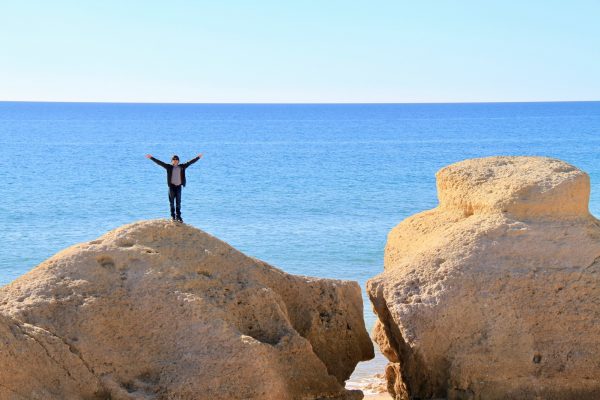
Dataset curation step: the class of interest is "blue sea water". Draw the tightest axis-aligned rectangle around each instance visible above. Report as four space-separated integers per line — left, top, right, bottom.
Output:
1 101 600 386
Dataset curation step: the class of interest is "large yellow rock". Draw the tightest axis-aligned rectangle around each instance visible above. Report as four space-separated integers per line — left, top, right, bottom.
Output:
368 156 600 400
0 220 374 400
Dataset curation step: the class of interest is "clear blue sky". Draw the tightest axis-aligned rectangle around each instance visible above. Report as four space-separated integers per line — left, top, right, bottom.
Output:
1 1 598 103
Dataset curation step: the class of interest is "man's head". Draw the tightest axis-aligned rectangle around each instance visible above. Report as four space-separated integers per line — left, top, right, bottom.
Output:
171 155 180 166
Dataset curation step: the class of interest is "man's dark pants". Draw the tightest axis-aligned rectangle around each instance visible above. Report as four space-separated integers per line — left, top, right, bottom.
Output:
168 184 182 218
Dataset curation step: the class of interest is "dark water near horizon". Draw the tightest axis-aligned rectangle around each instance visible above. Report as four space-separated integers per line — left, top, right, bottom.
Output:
1 101 600 387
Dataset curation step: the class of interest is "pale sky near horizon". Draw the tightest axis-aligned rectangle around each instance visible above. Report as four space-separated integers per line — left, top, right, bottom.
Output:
1 1 599 103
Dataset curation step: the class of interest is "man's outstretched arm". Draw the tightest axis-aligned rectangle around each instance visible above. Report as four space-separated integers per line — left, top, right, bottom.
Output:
181 153 203 168
146 154 169 168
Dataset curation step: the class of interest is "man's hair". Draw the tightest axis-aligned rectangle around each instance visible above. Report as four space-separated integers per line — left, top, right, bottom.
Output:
172 155 179 161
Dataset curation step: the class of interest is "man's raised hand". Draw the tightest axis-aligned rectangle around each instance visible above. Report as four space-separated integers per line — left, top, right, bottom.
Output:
145 154 153 159
197 154 203 159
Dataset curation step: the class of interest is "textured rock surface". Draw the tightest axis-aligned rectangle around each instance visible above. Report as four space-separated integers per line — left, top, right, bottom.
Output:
0 220 374 400
367 156 600 400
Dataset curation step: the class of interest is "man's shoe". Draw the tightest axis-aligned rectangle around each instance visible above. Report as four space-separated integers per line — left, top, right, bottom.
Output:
171 216 177 222
176 217 183 223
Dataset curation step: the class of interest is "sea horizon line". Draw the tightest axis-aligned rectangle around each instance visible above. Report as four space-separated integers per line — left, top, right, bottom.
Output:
1 100 599 106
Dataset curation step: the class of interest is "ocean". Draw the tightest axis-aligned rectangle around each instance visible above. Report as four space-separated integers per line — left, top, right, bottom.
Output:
1 101 599 389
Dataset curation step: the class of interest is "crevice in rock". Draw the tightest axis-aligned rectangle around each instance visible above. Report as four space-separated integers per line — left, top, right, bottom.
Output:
583 255 600 271
369 281 447 399
58 335 97 379
14 319 108 397
15 323 77 382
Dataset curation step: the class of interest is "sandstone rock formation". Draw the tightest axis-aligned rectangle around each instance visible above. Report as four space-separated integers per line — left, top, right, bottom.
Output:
0 220 374 400
367 156 600 400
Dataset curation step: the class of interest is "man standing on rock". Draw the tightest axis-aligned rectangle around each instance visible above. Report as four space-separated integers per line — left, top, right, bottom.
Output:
146 153 203 223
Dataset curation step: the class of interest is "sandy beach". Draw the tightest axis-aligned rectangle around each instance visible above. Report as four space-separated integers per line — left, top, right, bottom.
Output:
364 393 392 399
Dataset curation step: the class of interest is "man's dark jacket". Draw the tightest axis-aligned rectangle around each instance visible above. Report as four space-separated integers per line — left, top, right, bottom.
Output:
150 156 200 187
